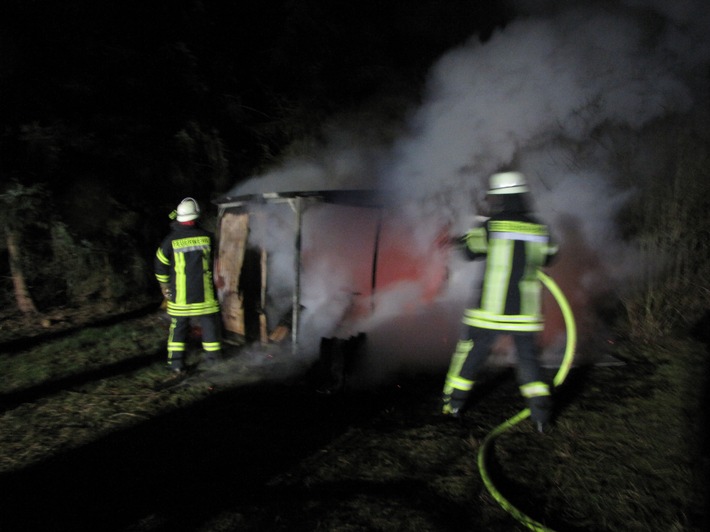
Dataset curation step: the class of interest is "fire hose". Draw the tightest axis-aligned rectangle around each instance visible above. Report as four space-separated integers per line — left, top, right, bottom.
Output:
476 271 577 532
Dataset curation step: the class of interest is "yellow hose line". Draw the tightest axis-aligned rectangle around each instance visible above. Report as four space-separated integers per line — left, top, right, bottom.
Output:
541 271 577 388
476 271 577 532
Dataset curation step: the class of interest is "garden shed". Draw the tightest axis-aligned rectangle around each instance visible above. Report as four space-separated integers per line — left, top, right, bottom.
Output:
213 189 450 358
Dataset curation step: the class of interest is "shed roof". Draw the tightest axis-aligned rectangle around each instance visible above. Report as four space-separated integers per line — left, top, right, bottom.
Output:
214 189 387 209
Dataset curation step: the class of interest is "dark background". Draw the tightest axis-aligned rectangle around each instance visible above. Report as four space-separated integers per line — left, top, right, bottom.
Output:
2 0 512 207
0 0 514 312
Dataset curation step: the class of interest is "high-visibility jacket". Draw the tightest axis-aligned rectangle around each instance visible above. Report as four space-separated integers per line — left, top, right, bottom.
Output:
460 212 557 332
154 222 220 317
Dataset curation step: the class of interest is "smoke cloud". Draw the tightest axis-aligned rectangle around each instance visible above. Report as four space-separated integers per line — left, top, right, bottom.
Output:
227 0 710 380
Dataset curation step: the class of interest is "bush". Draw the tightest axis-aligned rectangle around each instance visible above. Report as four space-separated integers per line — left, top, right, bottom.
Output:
619 117 710 341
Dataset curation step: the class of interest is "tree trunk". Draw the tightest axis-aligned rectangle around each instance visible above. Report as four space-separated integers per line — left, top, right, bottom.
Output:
6 229 39 315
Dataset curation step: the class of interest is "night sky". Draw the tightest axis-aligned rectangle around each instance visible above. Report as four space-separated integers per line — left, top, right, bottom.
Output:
1 0 511 169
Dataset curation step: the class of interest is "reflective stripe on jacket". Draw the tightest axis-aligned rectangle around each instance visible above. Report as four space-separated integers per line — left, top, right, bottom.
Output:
461 213 557 332
154 223 220 317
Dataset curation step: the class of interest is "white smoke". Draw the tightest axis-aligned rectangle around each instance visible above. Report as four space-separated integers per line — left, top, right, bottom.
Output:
245 203 298 327
384 2 703 208
233 125 387 195
227 0 710 376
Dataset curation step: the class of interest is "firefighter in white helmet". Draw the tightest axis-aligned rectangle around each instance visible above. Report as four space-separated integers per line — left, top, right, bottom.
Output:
154 197 222 372
441 172 558 431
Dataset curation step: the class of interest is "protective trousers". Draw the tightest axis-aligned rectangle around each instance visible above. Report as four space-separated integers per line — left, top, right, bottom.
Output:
442 327 551 424
167 313 223 370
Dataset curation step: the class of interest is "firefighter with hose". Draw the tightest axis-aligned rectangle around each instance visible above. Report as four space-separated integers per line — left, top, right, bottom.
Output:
154 197 223 373
442 171 558 432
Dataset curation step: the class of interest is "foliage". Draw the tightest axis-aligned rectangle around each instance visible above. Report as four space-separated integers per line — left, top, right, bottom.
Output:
0 1 518 320
618 116 710 341
0 181 154 311
172 121 231 195
0 181 50 232
0 181 51 313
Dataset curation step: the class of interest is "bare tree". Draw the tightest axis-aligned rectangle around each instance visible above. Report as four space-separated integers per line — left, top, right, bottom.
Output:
0 181 46 316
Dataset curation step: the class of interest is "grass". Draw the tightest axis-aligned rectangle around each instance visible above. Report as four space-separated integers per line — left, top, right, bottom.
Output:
0 310 708 531
0 313 215 471
494 339 708 531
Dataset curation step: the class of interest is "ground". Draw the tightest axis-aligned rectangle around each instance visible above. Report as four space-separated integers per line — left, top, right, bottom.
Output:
0 297 159 346
1 303 707 532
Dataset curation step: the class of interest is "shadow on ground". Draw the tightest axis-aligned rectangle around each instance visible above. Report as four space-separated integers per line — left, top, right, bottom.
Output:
0 379 390 532
0 352 163 413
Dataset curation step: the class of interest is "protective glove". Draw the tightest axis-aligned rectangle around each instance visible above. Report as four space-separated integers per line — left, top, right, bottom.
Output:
160 283 172 300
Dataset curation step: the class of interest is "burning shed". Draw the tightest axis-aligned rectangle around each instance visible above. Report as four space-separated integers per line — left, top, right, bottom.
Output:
212 185 593 389
213 189 451 360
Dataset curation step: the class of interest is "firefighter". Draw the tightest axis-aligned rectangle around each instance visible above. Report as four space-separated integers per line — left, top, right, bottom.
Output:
154 197 222 373
441 172 558 431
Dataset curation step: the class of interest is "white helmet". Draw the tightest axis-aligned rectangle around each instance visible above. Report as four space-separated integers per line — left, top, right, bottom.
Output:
176 197 200 222
488 171 529 195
